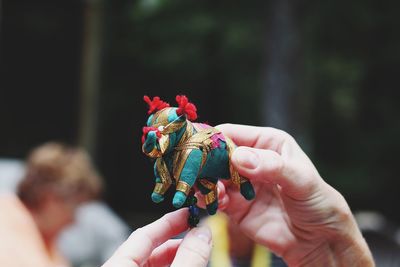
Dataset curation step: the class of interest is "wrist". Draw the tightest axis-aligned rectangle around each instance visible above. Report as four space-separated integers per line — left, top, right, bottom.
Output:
323 186 374 266
300 213 375 267
330 223 375 267
295 189 375 267
330 195 374 267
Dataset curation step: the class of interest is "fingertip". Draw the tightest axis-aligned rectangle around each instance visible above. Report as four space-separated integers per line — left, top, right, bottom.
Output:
231 147 283 183
171 226 212 266
217 181 226 198
194 192 206 209
219 194 230 211
190 225 212 244
232 146 260 169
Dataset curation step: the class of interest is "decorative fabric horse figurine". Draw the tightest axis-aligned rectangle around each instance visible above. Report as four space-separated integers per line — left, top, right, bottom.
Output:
142 95 255 216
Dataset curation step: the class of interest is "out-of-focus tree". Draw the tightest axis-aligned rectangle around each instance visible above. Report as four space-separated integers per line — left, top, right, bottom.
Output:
302 0 400 218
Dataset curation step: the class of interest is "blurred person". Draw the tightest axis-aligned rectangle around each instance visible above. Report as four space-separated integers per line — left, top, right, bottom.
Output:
58 201 130 267
0 158 24 194
0 142 102 267
0 146 130 267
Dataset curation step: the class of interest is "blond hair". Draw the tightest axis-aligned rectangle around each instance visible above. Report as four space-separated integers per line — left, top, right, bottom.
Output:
18 142 103 209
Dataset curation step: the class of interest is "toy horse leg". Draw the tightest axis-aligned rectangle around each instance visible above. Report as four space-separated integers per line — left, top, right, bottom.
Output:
197 178 218 215
172 149 203 208
225 137 255 200
230 162 255 200
239 176 255 200
151 160 172 203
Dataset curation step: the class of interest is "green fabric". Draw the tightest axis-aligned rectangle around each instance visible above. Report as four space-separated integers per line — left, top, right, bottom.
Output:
143 131 157 153
146 114 154 126
178 149 203 186
199 141 230 179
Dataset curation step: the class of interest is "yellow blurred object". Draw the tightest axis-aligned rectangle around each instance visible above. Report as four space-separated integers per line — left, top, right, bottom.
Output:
205 212 271 267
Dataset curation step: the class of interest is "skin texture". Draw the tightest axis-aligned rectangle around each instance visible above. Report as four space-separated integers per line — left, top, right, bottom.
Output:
101 208 212 267
197 124 375 267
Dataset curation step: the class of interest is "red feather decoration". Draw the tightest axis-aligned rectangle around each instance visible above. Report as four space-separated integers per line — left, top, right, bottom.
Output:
142 126 161 144
176 95 197 121
143 95 170 115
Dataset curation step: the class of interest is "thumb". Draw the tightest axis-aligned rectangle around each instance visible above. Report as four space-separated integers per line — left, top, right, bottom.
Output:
171 226 212 267
231 146 319 199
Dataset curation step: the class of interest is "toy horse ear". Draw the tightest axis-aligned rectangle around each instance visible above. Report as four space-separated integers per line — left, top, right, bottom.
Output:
176 95 197 121
143 95 170 115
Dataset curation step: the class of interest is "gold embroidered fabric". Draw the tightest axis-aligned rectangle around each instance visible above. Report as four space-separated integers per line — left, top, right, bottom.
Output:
173 127 220 180
176 181 191 195
225 137 246 188
154 182 169 195
151 108 172 126
205 189 217 205
143 146 162 158
199 179 215 190
199 179 217 204
152 119 192 194
156 158 172 186
150 108 186 134
158 134 170 154
152 119 249 200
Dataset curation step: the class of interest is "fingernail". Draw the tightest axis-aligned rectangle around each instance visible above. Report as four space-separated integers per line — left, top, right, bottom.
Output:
193 226 212 244
234 148 259 169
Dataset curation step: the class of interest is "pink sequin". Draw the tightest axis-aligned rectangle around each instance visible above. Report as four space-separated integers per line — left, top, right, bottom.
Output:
211 133 225 148
193 123 225 149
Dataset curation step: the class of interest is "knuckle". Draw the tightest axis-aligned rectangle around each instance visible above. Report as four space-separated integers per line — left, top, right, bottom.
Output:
177 239 211 265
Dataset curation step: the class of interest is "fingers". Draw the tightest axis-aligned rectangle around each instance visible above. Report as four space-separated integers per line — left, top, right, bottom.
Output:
144 239 182 267
216 124 322 200
232 146 320 200
113 208 189 266
216 123 289 152
171 226 212 267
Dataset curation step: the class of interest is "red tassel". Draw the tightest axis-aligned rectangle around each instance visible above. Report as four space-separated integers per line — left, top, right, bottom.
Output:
176 95 197 121
142 126 161 144
143 95 170 115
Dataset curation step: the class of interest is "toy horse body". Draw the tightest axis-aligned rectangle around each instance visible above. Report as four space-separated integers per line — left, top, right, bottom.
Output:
142 96 255 215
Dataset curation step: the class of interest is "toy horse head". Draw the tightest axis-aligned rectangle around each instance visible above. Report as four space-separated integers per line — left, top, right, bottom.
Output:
142 95 197 158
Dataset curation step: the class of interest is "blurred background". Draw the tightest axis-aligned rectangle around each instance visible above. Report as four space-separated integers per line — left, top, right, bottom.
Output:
1 0 400 255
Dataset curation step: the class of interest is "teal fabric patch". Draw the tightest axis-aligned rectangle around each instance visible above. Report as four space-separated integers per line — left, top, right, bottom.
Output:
146 114 154 126
199 141 230 179
144 131 156 153
179 149 203 187
167 108 179 122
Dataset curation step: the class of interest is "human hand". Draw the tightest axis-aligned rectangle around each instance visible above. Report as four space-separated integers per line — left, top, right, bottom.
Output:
102 208 212 267
206 124 374 267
